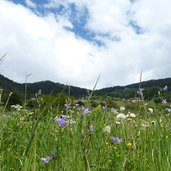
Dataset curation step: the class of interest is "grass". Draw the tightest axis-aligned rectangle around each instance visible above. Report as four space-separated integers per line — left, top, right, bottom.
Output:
0 96 171 171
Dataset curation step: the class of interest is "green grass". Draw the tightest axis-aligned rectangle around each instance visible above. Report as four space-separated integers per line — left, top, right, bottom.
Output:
0 100 171 170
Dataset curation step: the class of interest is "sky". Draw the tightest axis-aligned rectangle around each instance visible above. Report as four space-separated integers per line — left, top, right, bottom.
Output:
0 0 171 89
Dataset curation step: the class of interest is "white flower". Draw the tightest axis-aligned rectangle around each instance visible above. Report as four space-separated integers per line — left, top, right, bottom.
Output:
151 120 156 125
10 104 22 111
148 108 153 113
103 126 111 134
141 123 148 127
111 108 118 114
120 106 125 111
127 112 136 118
116 113 127 119
116 121 121 125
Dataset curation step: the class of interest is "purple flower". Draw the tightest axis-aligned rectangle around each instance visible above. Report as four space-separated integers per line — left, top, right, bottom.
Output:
54 118 70 126
111 137 123 144
51 151 56 158
83 107 90 115
90 125 94 133
102 106 107 110
65 103 72 108
41 157 51 163
162 99 167 105
163 85 168 91
166 108 171 112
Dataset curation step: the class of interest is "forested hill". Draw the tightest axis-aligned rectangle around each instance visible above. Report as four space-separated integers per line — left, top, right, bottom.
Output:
0 74 88 98
0 74 171 100
94 78 171 100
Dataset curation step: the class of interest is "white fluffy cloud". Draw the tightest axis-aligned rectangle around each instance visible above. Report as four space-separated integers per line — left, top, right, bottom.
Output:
25 0 37 9
0 0 171 89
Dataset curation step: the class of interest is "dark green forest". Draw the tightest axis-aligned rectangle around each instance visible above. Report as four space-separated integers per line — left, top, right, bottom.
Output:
0 74 170 106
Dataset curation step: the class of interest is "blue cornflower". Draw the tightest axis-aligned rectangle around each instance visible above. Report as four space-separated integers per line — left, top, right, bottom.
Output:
90 125 94 133
75 103 80 107
166 108 171 112
82 107 90 115
54 118 70 126
41 157 51 163
65 103 72 108
162 99 167 105
111 137 123 144
163 85 168 91
102 106 107 110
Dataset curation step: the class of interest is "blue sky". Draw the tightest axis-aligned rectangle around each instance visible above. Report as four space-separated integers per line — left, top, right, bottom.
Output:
9 0 143 46
1 0 171 89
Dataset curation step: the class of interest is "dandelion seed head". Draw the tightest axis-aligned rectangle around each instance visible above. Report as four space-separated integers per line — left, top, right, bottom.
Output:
103 126 111 134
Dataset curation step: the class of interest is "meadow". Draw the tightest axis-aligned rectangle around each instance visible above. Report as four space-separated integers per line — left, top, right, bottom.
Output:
0 87 171 171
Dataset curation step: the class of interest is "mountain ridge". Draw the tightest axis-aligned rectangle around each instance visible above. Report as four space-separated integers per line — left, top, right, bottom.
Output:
0 74 171 100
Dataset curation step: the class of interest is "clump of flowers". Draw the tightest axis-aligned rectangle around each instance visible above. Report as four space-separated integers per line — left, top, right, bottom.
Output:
11 104 22 111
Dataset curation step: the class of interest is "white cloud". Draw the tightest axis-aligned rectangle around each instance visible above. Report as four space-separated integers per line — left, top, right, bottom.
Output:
25 0 36 9
0 0 171 89
86 0 131 34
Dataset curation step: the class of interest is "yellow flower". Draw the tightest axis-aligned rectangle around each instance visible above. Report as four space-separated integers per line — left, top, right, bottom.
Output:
55 129 59 133
127 142 132 148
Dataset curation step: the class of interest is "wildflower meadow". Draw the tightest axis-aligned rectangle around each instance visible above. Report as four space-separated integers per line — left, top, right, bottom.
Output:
0 85 171 171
